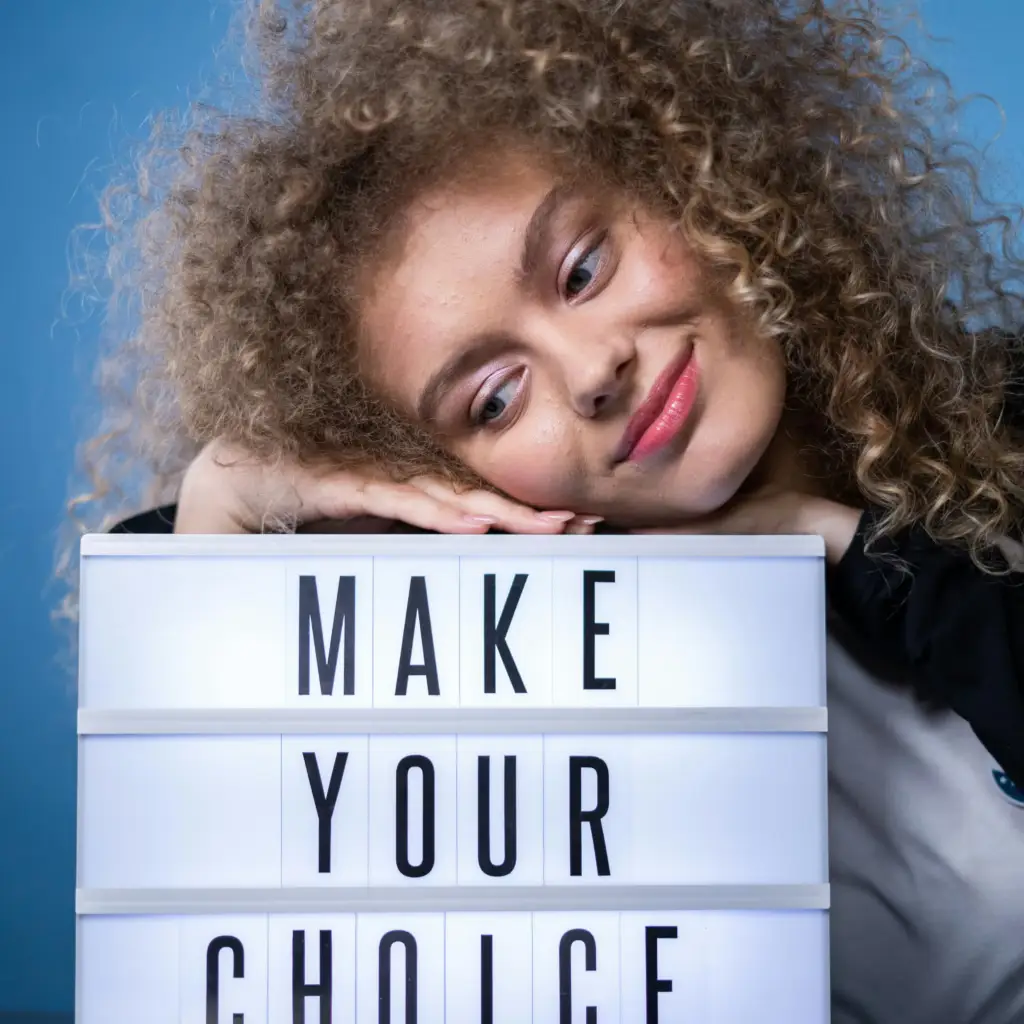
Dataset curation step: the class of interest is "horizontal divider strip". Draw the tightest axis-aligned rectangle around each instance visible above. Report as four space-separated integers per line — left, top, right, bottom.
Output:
82 532 825 559
78 706 827 736
77 884 830 916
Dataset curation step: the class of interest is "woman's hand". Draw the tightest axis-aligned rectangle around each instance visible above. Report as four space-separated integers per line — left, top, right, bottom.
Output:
175 440 601 536
632 488 864 566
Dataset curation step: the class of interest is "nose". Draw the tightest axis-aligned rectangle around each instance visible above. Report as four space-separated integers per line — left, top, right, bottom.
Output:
564 330 634 418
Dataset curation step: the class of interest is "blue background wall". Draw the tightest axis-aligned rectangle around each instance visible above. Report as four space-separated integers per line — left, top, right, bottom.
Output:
0 3 231 1017
0 1 1020 1016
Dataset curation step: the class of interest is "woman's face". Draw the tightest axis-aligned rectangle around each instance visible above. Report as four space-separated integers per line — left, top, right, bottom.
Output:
361 158 787 524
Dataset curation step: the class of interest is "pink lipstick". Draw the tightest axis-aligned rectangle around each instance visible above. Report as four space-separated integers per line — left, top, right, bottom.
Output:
615 347 699 464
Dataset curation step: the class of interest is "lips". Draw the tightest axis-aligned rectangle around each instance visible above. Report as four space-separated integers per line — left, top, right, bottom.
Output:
614 346 699 464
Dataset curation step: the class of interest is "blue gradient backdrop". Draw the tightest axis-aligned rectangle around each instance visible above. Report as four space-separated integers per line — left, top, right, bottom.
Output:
0 0 1020 1016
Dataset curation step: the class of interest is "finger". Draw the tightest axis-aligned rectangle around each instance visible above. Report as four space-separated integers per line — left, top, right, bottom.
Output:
317 478 492 534
410 477 577 534
564 521 590 535
564 514 604 536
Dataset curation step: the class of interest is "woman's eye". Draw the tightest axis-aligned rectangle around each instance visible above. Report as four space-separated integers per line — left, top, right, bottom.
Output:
475 375 520 425
564 240 604 298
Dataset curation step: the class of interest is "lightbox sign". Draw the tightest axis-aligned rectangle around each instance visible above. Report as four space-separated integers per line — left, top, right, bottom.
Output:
76 533 831 1022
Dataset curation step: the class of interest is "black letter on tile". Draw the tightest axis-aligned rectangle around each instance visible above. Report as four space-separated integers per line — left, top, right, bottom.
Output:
298 575 356 696
379 930 417 1023
292 929 332 1024
206 935 244 1024
303 751 349 873
396 754 436 877
478 755 517 876
480 934 494 1024
396 576 440 696
559 928 597 1024
484 573 528 693
569 756 610 876
582 570 616 689
645 925 677 1022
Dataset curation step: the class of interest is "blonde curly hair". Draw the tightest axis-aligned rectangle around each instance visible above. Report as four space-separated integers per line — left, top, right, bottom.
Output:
65 0 1024 605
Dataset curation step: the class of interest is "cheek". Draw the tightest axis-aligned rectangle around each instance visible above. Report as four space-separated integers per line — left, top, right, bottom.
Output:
457 415 586 510
482 456 579 509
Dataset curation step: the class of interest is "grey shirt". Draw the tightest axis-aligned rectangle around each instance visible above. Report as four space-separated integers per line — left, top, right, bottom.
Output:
827 622 1024 1024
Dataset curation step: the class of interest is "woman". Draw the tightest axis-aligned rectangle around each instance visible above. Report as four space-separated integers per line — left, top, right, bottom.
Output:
83 1 1024 1019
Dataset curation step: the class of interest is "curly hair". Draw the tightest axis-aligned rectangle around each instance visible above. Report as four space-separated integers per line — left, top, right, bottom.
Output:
65 0 1024 605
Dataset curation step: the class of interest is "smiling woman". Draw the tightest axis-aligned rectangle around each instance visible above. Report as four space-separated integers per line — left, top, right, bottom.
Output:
73 0 1024 556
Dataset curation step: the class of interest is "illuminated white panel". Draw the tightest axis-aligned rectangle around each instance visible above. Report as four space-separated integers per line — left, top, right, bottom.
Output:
281 737 370 887
268 915 357 1024
76 910 828 1023
284 560 374 707
179 915 268 1024
79 731 824 891
445 913 533 1023
79 555 286 709
637 557 825 707
532 912 621 1023
456 735 545 885
552 558 639 707
79 536 825 712
78 916 179 1024
619 909 829 1022
459 558 554 706
79 736 281 889
542 734 827 885
367 736 458 886
372 558 461 707
355 914 446 1023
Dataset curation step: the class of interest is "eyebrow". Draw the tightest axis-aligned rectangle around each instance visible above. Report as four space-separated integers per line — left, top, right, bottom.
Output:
519 182 571 282
415 183 570 424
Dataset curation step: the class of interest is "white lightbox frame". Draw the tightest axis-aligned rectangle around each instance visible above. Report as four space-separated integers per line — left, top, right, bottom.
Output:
76 532 830 1023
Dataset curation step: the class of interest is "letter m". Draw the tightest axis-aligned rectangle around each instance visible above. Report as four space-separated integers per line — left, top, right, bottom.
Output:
298 576 356 696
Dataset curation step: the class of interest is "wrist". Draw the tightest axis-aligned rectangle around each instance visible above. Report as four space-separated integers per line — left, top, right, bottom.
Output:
174 458 248 534
795 497 863 566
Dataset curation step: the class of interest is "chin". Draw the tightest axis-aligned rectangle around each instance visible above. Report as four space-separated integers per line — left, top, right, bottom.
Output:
662 423 782 518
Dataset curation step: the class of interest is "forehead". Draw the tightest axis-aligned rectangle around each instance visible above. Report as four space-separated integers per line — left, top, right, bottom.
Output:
359 160 559 400
386 160 555 290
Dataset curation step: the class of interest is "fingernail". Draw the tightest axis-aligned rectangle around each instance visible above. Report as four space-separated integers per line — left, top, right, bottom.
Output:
463 514 498 524
537 510 575 522
578 516 604 525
